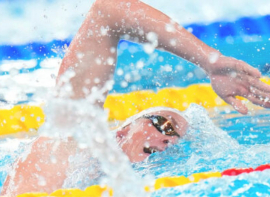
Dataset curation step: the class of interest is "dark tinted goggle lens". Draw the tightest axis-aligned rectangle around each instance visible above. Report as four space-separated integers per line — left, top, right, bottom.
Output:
143 115 180 137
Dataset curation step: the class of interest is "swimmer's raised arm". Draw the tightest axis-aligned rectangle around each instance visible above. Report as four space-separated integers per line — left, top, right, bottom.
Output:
58 0 270 113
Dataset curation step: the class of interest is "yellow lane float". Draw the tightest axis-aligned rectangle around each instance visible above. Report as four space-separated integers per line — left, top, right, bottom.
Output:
1 77 270 136
14 172 222 197
1 78 270 196
0 105 45 136
0 84 226 136
13 163 270 196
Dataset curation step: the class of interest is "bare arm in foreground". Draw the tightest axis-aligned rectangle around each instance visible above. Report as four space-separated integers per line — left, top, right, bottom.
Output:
1 137 78 196
59 0 270 114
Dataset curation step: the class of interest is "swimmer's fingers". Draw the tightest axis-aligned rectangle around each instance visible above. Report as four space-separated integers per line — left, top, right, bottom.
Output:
248 87 270 102
238 61 261 78
246 76 270 93
224 96 248 115
246 94 270 108
223 58 261 78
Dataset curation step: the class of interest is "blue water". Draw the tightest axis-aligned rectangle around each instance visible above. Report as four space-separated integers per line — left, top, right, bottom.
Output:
1 15 270 96
214 109 270 145
1 8 270 197
0 140 30 190
132 106 270 196
1 108 270 196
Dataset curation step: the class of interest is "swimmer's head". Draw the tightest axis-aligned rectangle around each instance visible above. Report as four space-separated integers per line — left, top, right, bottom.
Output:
115 107 188 162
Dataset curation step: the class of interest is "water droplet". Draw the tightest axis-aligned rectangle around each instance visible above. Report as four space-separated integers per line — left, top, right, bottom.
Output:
165 23 175 32
38 176 47 186
170 39 177 46
208 52 220 64
76 52 84 59
143 43 155 54
107 57 114 65
120 81 128 88
94 78 100 84
95 58 102 65
136 61 144 69
35 163 41 171
117 69 124 76
146 32 158 43
110 47 116 53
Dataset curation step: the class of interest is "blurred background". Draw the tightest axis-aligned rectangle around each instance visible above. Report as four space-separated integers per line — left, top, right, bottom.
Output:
1 0 270 96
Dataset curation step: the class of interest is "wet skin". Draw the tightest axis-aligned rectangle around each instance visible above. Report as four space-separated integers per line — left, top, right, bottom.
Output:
1 110 187 196
117 110 188 162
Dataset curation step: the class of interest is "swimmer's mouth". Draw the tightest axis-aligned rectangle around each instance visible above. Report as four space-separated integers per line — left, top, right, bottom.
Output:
143 147 161 154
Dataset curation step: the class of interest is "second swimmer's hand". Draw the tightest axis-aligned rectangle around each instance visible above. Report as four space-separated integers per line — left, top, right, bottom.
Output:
206 55 270 114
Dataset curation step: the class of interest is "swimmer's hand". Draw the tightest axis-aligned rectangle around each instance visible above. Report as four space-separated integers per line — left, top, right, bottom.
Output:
206 55 270 114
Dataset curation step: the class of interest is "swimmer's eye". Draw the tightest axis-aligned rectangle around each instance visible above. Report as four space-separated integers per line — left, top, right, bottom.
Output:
142 115 180 137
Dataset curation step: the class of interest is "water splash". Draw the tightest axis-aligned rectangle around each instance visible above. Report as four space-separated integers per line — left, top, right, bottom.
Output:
0 73 147 196
152 169 270 196
0 139 32 190
133 104 270 196
39 97 146 196
1 75 270 196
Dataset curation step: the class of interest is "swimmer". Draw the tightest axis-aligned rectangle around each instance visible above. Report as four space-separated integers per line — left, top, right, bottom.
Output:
2 108 188 195
2 0 270 195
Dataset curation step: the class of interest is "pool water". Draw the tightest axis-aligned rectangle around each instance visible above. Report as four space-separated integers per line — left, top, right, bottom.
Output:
1 104 270 196
213 108 270 146
0 139 32 190
1 0 270 196
134 105 270 196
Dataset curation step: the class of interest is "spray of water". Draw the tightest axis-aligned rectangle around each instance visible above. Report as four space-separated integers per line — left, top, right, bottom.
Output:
0 71 148 196
2 72 270 196
132 104 270 196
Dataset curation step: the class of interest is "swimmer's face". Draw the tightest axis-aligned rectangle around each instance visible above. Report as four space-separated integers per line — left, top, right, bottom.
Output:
116 110 188 163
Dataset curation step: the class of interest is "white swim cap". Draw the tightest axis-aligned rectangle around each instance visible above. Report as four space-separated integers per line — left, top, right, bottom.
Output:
119 106 188 130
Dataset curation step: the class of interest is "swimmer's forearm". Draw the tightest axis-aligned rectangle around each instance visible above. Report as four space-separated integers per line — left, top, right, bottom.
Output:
97 0 220 72
58 0 219 102
58 0 119 101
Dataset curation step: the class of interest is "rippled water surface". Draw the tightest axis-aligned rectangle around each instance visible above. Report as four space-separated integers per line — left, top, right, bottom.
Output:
1 0 270 196
1 101 270 196
132 106 270 196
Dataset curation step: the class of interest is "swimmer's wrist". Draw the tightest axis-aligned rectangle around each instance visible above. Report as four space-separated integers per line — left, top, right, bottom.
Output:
198 49 222 74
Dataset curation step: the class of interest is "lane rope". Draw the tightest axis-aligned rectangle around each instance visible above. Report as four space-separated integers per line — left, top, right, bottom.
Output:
13 163 270 197
1 77 270 136
1 78 270 195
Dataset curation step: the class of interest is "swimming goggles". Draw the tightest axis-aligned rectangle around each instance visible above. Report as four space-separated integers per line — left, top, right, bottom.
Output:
142 115 180 154
142 115 180 137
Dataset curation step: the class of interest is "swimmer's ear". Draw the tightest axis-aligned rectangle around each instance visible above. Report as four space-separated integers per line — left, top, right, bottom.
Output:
116 125 130 139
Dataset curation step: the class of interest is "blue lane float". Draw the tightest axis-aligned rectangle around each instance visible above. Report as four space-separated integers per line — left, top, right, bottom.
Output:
1 14 270 63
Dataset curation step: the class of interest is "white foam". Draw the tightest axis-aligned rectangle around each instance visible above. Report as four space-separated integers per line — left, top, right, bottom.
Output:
0 58 61 88
0 60 37 72
142 0 270 24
